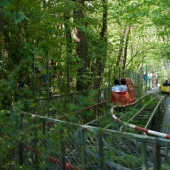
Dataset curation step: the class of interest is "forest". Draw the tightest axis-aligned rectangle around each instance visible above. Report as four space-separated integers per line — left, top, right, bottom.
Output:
1 0 170 169
0 0 169 109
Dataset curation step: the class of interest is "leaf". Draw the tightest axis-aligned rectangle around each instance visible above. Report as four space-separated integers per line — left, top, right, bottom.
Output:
14 12 29 23
0 0 10 7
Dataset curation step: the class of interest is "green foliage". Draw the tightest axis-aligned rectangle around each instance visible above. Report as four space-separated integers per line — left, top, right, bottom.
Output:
1 0 170 168
0 0 9 6
0 0 168 101
0 110 15 168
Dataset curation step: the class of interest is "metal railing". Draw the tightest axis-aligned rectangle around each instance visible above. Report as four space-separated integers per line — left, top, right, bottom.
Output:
18 88 111 118
10 109 170 170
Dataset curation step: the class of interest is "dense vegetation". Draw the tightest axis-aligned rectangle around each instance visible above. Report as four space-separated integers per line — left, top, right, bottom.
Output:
1 0 170 108
1 0 170 169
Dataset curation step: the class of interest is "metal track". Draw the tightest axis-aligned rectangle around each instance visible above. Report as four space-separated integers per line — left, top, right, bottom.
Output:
85 92 169 139
126 94 166 131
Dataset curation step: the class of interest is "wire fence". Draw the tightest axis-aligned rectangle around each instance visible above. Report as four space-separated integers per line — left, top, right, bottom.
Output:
11 108 170 170
19 88 111 119
5 63 168 170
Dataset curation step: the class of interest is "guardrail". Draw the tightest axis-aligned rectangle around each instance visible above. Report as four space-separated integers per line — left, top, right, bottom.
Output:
10 108 170 170
110 92 170 139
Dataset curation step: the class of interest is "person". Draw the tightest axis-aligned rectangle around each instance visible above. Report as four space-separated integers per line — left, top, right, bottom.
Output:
163 80 170 86
112 79 123 92
153 72 158 84
155 73 158 84
143 72 149 84
120 78 128 91
143 72 147 82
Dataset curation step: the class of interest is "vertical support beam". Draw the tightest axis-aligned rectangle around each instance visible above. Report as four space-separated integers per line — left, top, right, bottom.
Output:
141 140 147 170
153 138 161 170
33 117 39 169
165 143 170 163
97 131 104 170
18 113 23 165
78 129 86 170
58 124 65 170
42 120 48 166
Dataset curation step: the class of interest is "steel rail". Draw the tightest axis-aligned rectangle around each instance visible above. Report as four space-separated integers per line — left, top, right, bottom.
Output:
110 99 170 139
126 95 162 123
144 95 166 129
118 94 167 137
101 92 159 129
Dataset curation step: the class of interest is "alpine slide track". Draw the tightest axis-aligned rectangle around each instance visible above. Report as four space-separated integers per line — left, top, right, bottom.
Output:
11 88 170 170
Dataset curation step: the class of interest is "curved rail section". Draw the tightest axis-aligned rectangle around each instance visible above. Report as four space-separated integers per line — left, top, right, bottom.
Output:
11 91 170 169
85 91 161 129
124 95 165 130
110 94 170 139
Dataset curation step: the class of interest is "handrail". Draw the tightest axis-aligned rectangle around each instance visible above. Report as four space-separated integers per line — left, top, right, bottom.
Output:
110 95 170 139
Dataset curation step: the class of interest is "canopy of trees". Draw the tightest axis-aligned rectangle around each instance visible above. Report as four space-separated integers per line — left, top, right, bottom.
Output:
0 0 170 109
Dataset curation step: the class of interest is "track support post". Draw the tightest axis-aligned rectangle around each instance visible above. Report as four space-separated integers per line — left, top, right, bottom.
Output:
153 138 161 170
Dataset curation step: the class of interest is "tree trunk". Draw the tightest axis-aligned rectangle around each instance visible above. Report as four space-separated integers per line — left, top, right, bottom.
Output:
96 0 108 88
64 10 72 93
116 26 127 67
122 26 131 69
73 0 88 91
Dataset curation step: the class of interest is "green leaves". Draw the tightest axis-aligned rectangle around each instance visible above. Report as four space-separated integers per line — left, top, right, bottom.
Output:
13 12 29 23
0 0 9 7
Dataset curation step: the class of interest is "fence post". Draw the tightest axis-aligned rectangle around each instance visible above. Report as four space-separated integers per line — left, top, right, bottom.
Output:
78 129 86 170
153 138 161 170
97 130 104 170
165 142 170 163
33 117 39 169
42 119 48 167
141 140 147 170
58 123 65 170
18 113 23 166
